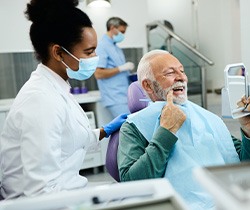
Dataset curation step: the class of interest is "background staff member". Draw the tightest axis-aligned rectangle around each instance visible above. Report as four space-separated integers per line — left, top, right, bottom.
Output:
95 17 135 118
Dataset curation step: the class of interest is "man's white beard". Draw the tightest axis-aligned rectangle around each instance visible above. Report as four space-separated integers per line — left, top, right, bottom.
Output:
153 81 188 105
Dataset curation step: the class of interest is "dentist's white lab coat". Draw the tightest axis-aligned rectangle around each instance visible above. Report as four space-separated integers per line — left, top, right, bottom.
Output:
0 63 100 199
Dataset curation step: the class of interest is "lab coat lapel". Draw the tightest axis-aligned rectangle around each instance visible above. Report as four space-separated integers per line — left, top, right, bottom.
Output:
36 64 89 128
67 93 90 129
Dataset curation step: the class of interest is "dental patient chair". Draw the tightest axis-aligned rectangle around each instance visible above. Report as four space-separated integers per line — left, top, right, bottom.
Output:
105 81 149 182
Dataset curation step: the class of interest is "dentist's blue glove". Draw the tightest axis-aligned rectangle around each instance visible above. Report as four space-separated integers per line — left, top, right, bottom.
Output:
103 113 128 137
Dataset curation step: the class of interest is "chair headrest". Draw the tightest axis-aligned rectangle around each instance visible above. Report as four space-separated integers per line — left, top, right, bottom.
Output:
127 81 149 113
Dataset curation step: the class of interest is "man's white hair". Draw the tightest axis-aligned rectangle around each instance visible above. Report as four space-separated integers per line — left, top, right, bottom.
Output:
137 50 170 85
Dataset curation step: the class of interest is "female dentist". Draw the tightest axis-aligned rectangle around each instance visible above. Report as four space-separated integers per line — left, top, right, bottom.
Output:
0 0 127 199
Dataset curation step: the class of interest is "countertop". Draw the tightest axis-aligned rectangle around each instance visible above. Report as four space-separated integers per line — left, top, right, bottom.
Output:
0 91 101 112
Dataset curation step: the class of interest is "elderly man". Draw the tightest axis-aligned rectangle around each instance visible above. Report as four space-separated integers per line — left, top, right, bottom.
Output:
117 50 250 210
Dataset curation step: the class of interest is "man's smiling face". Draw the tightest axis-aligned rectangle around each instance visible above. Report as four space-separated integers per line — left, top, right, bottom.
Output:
151 53 188 104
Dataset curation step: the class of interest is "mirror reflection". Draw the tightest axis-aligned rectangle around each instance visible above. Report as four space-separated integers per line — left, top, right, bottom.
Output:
228 66 245 76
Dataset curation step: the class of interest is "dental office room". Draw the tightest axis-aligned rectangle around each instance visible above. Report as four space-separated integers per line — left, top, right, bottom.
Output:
1 0 250 209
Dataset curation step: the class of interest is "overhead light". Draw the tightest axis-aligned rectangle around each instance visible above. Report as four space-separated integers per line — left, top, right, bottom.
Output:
86 0 111 8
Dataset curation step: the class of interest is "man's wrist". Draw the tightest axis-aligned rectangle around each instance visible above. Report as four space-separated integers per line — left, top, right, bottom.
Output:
241 127 250 139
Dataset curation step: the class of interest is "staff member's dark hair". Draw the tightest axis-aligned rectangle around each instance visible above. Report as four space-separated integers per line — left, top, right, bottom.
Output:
24 0 92 63
106 17 128 31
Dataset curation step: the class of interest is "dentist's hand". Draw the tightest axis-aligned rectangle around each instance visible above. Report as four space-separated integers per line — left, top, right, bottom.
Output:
103 113 128 137
118 62 135 72
160 90 186 133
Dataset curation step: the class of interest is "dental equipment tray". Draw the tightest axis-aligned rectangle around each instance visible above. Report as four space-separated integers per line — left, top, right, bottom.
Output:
194 162 250 210
0 179 188 210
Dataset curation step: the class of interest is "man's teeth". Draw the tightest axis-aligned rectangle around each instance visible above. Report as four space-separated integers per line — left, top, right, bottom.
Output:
173 87 184 91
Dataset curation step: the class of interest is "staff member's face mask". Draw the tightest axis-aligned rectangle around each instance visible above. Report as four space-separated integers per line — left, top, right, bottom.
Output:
61 47 99 81
113 32 125 43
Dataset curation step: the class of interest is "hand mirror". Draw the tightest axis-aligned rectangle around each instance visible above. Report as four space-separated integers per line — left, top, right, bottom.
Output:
221 63 249 119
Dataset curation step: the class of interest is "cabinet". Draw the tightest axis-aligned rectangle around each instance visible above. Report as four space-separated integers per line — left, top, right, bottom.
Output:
81 111 102 170
78 101 112 169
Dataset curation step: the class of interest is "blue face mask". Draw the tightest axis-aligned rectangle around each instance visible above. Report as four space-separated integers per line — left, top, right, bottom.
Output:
61 47 99 81
112 32 125 43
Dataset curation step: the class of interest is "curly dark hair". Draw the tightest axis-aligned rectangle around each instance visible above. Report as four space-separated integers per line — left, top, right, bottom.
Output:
24 0 92 62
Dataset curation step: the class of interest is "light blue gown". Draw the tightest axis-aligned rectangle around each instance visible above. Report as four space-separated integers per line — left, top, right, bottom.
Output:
96 34 130 117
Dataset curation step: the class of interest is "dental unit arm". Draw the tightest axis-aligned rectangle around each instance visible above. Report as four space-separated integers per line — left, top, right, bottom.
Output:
221 63 250 119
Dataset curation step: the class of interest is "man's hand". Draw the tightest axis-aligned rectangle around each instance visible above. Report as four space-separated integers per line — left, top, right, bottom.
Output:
239 115 250 137
160 90 186 133
237 95 250 111
237 95 250 137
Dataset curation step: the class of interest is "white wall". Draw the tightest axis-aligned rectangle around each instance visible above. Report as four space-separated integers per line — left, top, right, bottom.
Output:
0 0 247 90
240 0 250 72
147 0 194 45
0 0 149 53
0 0 32 52
81 0 149 51
198 0 241 89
